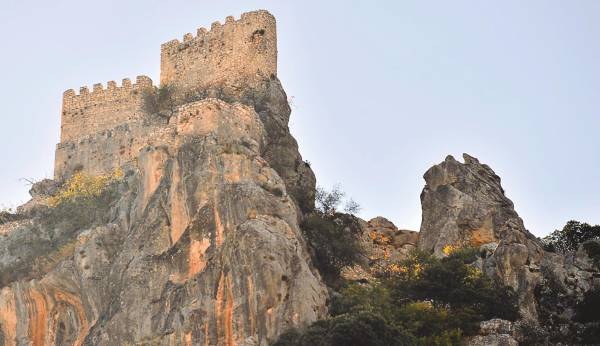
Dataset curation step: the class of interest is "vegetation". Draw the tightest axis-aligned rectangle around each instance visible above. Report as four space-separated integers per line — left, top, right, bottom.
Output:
542 220 600 253
274 311 416 346
576 288 600 323
315 185 361 215
300 186 362 285
142 85 177 120
301 213 362 285
48 169 123 207
42 170 124 232
0 209 23 225
583 240 600 264
276 249 519 345
575 288 600 343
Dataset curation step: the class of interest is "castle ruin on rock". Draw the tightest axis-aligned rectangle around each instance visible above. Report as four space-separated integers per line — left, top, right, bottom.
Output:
54 10 277 180
1 10 325 345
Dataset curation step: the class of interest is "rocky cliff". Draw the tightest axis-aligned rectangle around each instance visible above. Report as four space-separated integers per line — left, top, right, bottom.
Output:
418 154 545 319
418 154 600 343
0 13 326 342
1 9 598 345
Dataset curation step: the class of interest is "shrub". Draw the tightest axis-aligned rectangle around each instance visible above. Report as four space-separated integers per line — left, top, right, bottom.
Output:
329 282 395 319
273 311 415 346
41 170 123 233
142 84 177 120
48 169 123 208
281 248 520 345
0 210 24 225
583 240 600 264
543 220 600 253
300 213 361 284
575 288 600 343
390 249 519 326
576 288 600 323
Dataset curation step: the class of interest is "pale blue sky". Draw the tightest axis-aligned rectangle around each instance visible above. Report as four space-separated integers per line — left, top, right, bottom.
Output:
1 0 599 236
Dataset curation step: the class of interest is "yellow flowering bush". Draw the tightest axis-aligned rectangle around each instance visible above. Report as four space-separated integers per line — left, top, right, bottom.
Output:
369 230 392 245
442 244 458 256
383 254 425 279
48 168 123 207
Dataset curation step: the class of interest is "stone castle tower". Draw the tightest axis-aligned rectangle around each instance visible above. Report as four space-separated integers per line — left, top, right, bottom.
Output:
55 10 276 179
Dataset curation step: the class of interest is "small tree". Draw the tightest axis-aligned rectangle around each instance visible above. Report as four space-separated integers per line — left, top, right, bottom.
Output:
143 85 177 121
315 185 361 216
344 199 361 214
315 185 344 215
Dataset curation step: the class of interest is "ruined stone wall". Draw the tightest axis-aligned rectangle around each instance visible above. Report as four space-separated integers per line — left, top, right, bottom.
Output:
55 10 278 180
60 76 154 142
54 122 162 179
160 10 277 97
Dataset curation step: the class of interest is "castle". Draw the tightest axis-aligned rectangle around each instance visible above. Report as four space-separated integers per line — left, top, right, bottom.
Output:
54 10 277 179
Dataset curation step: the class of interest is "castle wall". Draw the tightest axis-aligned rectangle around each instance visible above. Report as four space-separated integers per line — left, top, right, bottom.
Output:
60 76 154 142
54 122 163 179
55 10 278 180
160 10 277 97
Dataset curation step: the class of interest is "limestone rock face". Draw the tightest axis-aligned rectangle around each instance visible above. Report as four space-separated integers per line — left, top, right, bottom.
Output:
534 241 600 339
464 319 519 346
362 217 418 265
342 217 418 281
211 76 317 214
418 154 545 319
0 98 327 345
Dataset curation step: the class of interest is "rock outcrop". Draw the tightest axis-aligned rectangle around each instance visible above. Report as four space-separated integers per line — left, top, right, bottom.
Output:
419 154 544 319
342 217 418 281
534 240 600 341
0 10 326 345
464 319 519 346
0 97 327 346
2 7 598 344
418 153 600 333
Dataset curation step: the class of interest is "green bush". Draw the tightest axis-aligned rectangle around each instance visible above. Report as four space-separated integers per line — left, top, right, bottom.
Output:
276 248 519 345
300 213 361 285
273 311 415 346
583 240 600 264
576 289 600 344
392 249 520 326
576 288 600 323
315 185 361 215
0 210 23 225
543 220 600 253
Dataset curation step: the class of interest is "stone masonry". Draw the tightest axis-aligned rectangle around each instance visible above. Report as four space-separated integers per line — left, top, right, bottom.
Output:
160 11 277 99
60 76 153 142
54 10 277 180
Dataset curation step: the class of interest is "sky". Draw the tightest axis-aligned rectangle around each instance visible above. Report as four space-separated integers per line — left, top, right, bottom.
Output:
0 0 599 237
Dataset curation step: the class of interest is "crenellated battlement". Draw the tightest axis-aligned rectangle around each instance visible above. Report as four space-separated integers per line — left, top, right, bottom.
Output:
160 14 242 51
63 75 153 100
160 10 277 97
56 10 278 179
60 75 154 142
